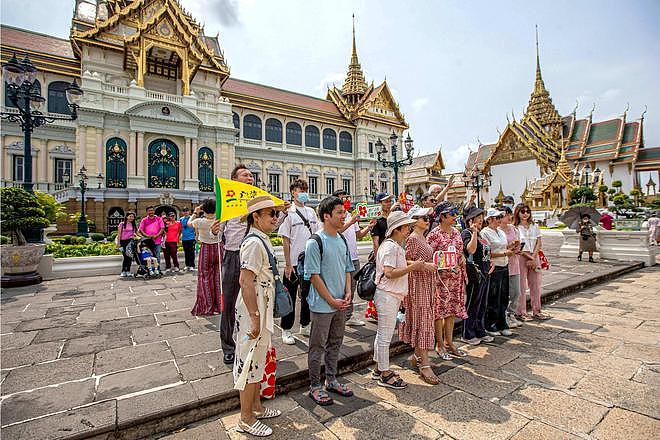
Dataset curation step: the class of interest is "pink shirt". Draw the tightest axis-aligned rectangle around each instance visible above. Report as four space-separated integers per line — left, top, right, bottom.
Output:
502 225 520 276
118 222 135 241
139 216 165 245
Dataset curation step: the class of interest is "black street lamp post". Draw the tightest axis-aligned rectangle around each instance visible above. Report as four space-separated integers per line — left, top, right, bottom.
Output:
462 169 492 208
1 53 83 193
376 131 414 197
77 166 89 237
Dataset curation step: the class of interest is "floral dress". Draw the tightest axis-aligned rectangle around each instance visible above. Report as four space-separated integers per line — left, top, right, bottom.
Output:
399 233 439 350
233 229 276 391
427 226 468 319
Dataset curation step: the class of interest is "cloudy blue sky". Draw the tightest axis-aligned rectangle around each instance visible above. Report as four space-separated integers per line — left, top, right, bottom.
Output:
2 0 659 172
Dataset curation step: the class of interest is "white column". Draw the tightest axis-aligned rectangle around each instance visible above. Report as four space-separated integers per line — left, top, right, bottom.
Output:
128 131 136 176
96 130 103 174
39 139 47 182
78 126 87 169
191 138 198 180
183 137 191 180
136 132 144 176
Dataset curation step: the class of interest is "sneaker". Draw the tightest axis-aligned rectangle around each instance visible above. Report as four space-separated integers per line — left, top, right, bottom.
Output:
480 335 495 343
126 272 134 278
173 267 180 273
501 329 513 336
346 318 365 327
485 330 501 337
300 325 310 337
282 330 295 345
506 317 522 328
462 337 481 346
149 270 155 276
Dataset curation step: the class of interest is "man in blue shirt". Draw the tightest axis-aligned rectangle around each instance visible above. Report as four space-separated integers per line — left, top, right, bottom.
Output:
304 196 354 406
179 207 196 271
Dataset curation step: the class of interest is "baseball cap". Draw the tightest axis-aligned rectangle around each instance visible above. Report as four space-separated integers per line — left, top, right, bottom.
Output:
375 192 392 203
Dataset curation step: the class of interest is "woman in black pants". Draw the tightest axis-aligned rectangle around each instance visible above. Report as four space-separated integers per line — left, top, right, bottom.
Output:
461 206 494 345
117 212 137 278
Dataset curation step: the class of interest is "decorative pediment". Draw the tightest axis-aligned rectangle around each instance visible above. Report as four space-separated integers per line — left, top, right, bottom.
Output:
6 141 24 151
325 169 337 176
287 166 302 174
125 102 202 125
487 127 536 166
341 171 353 178
49 144 76 158
306 168 320 176
246 161 261 172
267 163 282 173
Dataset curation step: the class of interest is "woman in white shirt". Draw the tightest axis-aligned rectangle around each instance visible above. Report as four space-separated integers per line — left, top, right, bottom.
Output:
373 211 429 390
480 208 514 337
513 204 550 321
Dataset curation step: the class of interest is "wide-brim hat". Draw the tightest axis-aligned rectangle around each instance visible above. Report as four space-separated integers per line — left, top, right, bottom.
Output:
435 201 457 216
385 211 417 237
485 208 504 220
408 206 432 218
464 206 485 221
240 195 285 222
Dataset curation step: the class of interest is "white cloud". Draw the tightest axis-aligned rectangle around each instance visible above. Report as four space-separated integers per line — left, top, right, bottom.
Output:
411 97 430 112
442 143 477 173
316 72 345 91
599 88 622 101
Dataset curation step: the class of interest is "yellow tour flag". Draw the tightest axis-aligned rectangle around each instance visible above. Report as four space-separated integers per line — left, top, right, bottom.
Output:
214 176 285 222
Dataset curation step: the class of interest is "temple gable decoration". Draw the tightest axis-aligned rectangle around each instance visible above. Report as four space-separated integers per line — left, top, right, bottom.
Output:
71 0 230 95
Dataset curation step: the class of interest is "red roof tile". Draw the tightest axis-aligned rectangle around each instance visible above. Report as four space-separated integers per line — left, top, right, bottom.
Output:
224 78 341 116
0 25 75 59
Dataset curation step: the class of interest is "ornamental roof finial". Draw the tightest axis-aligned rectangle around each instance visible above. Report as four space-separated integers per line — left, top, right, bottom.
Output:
341 14 368 102
525 25 561 129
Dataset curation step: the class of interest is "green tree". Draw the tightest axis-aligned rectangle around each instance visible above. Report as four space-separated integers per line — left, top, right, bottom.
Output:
35 191 66 224
612 193 635 214
607 188 616 196
629 188 642 206
569 187 597 206
0 187 50 246
611 180 623 193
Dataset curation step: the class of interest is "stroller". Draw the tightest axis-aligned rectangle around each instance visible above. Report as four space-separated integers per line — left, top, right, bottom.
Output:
127 237 162 278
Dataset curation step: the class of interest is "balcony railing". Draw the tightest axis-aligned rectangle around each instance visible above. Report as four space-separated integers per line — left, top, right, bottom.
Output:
145 90 183 104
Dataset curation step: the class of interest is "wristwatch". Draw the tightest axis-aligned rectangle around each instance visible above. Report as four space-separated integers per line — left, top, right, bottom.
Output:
249 310 260 317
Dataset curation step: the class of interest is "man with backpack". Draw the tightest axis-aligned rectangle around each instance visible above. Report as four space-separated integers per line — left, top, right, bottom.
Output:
278 178 319 344
304 196 355 406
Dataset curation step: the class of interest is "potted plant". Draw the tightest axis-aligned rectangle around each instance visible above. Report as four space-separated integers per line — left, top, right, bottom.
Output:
0 187 50 287
35 191 66 244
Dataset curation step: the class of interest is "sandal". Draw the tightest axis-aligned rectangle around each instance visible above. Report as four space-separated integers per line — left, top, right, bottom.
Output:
309 385 334 406
236 419 273 437
448 348 468 358
371 368 381 380
519 314 534 322
325 379 354 397
533 313 551 321
419 365 440 385
255 407 282 419
378 371 407 389
410 354 420 370
435 349 452 361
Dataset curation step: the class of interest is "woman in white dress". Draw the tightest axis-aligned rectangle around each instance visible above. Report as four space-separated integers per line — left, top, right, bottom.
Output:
233 196 285 437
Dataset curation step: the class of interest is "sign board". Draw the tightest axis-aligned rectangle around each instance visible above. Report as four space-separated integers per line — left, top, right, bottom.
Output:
355 203 382 219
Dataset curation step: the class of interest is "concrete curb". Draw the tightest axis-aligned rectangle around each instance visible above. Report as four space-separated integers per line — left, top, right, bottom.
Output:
29 261 644 440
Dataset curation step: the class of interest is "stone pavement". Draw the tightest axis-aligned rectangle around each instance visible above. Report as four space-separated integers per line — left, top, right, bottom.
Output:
0 235 647 439
155 267 660 440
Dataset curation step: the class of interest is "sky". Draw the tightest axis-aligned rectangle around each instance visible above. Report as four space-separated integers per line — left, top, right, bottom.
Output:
2 0 659 173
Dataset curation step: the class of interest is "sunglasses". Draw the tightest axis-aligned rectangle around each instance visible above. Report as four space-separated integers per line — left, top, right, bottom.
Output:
520 209 531 214
265 209 278 218
417 215 430 222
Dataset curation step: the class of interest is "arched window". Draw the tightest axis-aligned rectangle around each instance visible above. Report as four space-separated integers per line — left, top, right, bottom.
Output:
5 80 40 108
232 112 240 129
339 131 353 153
305 125 320 148
47 81 72 115
105 137 127 188
323 128 337 151
243 114 262 140
265 118 282 143
198 147 214 192
148 139 179 188
286 122 302 145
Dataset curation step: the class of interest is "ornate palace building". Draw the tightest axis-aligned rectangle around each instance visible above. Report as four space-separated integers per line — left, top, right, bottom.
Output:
465 32 659 211
1 0 408 233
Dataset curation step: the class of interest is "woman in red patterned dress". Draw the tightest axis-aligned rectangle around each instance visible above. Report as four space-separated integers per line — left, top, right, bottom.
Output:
427 202 468 358
399 206 440 384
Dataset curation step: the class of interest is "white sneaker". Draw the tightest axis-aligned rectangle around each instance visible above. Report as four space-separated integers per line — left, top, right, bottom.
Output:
119 272 126 278
174 267 180 273
346 318 365 327
463 337 481 346
126 272 134 278
485 330 501 337
282 330 295 345
299 325 310 337
506 317 522 328
501 329 513 336
480 335 495 343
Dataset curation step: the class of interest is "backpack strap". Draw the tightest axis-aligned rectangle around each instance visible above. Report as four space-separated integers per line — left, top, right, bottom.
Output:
244 233 280 279
294 208 313 235
309 233 349 263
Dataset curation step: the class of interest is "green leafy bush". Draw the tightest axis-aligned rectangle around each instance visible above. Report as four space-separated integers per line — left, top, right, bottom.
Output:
90 233 105 242
45 242 121 258
107 231 118 241
35 191 66 224
60 235 74 244
0 235 9 245
75 236 88 245
0 187 50 245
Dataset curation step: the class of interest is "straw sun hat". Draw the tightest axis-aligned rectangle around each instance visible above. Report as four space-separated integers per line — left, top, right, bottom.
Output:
385 211 417 237
240 195 285 222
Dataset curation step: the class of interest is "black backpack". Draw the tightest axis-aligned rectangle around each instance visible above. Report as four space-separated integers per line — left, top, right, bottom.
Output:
296 233 349 277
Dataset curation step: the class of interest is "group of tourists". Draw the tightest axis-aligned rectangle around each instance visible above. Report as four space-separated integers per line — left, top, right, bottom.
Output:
116 205 198 277
194 163 552 437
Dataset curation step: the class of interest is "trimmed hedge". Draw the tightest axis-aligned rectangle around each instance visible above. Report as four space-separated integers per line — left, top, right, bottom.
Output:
45 242 120 258
90 233 105 242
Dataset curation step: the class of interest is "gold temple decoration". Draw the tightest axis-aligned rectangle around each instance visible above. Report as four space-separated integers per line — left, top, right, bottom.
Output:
71 0 230 95
341 15 368 105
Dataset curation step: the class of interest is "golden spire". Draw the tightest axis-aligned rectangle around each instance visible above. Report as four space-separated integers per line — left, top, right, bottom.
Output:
341 14 368 104
557 143 571 176
525 25 561 130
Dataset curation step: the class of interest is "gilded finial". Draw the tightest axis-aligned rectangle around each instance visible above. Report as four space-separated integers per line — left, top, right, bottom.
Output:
623 102 630 119
506 114 510 124
476 136 481 146
535 24 542 86
341 14 368 101
641 105 647 121
496 126 501 137
589 102 596 119
572 99 579 116
512 108 516 122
